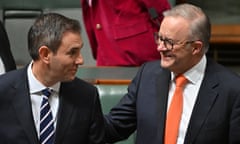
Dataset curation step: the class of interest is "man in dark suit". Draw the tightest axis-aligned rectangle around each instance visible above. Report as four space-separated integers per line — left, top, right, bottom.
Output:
0 13 105 144
0 20 16 73
104 4 240 144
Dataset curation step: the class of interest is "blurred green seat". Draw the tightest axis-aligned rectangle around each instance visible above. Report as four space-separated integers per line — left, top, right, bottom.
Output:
96 85 135 144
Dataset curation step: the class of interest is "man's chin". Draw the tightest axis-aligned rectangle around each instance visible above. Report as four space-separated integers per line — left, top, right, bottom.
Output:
160 60 173 69
62 76 76 82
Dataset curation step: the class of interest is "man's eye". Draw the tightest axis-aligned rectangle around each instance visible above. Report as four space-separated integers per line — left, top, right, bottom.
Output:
160 36 173 45
165 39 174 45
68 49 78 55
166 40 172 45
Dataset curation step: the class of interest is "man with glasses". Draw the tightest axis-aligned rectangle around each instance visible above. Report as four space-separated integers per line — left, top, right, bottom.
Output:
104 3 240 144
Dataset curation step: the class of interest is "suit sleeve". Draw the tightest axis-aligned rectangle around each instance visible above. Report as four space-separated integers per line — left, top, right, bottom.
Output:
229 90 240 143
104 64 147 143
89 87 105 144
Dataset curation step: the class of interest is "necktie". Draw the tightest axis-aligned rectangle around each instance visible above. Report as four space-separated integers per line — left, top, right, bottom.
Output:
40 88 55 144
165 75 188 144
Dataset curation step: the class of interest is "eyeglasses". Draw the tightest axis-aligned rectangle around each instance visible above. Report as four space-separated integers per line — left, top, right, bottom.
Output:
154 32 195 51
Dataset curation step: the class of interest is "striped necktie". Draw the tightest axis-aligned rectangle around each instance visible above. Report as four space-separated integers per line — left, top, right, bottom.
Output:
40 88 55 144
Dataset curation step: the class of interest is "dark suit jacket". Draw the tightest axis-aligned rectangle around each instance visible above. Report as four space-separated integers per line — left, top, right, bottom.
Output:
105 58 240 144
0 21 16 72
0 66 105 144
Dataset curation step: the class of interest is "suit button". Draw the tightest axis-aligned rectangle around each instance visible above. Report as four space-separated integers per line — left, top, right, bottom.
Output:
96 24 101 30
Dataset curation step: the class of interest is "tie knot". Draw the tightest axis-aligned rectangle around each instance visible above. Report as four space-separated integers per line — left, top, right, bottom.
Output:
41 88 52 98
175 75 188 87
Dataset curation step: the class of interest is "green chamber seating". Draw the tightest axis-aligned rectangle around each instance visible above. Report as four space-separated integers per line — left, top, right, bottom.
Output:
96 85 136 144
97 85 128 113
76 66 139 144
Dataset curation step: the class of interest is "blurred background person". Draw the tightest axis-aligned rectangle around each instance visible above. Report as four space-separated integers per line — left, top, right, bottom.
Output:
81 0 171 66
0 20 16 74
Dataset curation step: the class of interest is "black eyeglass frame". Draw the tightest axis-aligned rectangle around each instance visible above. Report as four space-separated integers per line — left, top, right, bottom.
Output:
154 32 195 50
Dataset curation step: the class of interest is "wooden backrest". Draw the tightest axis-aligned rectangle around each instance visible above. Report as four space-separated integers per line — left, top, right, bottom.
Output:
211 24 240 44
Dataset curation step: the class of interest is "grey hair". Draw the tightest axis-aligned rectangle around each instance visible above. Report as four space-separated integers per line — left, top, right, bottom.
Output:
163 3 211 53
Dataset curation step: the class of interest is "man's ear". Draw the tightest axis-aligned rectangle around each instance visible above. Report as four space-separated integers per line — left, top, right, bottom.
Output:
39 46 51 63
192 40 203 55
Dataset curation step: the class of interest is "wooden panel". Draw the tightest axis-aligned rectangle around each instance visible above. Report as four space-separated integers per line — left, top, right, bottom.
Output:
76 66 139 85
174 0 240 44
211 24 240 44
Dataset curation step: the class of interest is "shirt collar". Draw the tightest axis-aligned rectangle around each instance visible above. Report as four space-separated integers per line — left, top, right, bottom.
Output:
27 61 60 94
171 55 207 84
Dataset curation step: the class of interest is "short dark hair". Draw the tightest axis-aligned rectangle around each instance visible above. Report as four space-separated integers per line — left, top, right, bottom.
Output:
28 13 81 60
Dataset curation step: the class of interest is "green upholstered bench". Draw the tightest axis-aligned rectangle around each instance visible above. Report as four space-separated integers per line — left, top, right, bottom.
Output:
77 67 138 143
97 85 128 113
96 85 136 144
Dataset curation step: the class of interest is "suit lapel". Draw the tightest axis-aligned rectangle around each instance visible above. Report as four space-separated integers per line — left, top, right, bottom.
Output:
184 59 219 144
54 85 75 144
11 69 39 144
155 69 171 143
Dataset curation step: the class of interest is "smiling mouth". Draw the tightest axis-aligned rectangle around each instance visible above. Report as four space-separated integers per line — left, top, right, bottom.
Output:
162 52 173 58
72 66 78 72
72 69 77 73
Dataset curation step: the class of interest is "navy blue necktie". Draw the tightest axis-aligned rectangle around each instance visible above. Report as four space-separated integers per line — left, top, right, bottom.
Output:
40 88 55 144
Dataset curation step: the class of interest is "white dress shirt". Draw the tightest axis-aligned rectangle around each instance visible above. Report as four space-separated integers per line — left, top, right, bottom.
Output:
0 57 6 75
167 55 207 144
27 62 60 138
